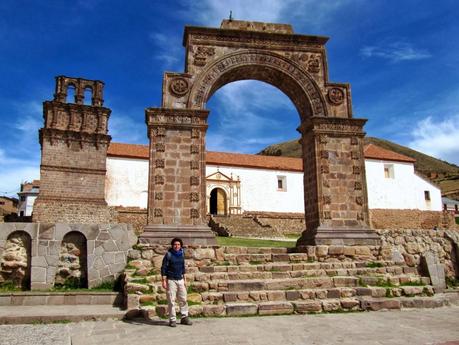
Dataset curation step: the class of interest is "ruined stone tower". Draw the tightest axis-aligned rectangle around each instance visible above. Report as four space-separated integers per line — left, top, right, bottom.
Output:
33 76 112 223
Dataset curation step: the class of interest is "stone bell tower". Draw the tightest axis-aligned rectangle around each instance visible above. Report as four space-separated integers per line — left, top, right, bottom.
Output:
32 76 112 223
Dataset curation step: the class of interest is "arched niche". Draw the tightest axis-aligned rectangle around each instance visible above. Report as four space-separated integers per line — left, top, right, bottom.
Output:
1 231 32 290
55 231 88 288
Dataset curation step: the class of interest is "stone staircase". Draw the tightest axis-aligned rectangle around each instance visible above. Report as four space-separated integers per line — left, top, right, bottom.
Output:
125 246 459 318
209 215 283 237
0 291 125 324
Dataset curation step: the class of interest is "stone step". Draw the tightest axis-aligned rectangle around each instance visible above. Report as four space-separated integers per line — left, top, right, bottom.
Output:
0 291 124 307
147 292 459 319
0 304 126 324
183 266 419 283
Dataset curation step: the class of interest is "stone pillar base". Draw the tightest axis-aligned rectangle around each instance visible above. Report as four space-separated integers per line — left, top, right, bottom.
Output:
139 224 217 246
297 226 381 246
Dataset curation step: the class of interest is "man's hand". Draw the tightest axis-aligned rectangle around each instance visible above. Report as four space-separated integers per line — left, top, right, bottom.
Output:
162 278 168 290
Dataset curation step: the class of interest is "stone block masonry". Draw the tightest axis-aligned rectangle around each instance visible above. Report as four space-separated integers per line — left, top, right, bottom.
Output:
0 223 137 289
33 76 112 224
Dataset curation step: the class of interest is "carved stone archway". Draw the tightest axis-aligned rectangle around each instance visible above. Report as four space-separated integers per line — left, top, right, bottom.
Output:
140 20 380 246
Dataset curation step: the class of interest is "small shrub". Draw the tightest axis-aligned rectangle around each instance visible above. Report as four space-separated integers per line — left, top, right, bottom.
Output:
446 277 459 288
187 285 198 294
187 300 202 306
0 281 21 292
140 300 156 307
54 277 83 290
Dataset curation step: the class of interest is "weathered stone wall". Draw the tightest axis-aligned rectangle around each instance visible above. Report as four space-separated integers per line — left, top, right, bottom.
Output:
376 229 459 278
248 212 305 236
111 207 147 235
0 223 137 289
55 232 87 287
370 209 458 230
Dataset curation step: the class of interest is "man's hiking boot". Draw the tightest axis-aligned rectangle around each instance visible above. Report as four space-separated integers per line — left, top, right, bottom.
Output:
169 320 177 327
181 316 193 325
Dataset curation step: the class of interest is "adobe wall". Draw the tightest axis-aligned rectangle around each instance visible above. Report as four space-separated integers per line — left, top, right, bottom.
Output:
112 207 147 235
0 223 137 289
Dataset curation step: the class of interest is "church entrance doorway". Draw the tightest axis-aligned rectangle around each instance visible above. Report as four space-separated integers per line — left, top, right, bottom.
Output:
210 188 227 216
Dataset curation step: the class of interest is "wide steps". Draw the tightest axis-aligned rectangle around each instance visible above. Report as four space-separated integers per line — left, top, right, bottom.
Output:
146 292 459 319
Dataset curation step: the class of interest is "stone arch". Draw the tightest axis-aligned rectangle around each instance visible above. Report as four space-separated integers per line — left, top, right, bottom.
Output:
188 50 328 121
141 20 380 246
209 187 228 216
1 231 32 290
55 231 88 288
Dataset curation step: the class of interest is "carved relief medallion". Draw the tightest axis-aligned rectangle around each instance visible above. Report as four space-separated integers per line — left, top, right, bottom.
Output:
191 128 200 138
353 166 361 174
323 195 332 204
155 159 165 168
190 161 199 169
155 175 165 185
328 88 345 105
154 208 163 217
190 144 200 154
155 192 163 200
169 77 189 97
155 143 165 152
355 196 363 205
190 176 199 185
354 181 362 190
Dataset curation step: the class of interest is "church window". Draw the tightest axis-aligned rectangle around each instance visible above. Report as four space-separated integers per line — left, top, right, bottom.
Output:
424 191 430 201
384 164 394 179
277 176 287 191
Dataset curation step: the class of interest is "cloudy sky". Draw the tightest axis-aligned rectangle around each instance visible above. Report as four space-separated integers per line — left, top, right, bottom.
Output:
0 0 458 196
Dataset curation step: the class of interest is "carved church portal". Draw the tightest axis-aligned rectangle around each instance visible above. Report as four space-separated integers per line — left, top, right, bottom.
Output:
140 19 380 246
210 188 227 216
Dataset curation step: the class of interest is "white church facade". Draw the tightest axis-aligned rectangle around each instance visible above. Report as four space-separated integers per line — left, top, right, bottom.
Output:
105 142 442 215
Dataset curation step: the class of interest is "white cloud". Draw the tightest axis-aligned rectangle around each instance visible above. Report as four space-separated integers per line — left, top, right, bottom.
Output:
360 41 431 62
409 114 459 165
109 113 147 144
0 148 40 196
149 32 183 70
206 80 298 153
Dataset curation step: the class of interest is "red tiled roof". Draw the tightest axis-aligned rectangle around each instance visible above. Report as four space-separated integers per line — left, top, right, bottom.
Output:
107 142 416 171
364 144 416 163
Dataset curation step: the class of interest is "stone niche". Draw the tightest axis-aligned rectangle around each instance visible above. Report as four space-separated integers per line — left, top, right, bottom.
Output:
0 223 137 289
0 231 32 289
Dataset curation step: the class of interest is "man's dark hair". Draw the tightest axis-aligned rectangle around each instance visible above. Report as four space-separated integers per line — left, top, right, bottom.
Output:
170 237 183 246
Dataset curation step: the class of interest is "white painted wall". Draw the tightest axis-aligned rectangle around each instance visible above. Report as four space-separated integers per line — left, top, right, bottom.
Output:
206 165 305 213
105 157 149 208
365 159 442 211
104 156 442 212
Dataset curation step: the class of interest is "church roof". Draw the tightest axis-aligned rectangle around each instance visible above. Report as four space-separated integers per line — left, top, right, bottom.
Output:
364 144 416 163
107 142 416 171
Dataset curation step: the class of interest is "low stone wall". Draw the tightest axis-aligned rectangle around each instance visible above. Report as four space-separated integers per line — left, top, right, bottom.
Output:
370 209 458 230
111 207 147 235
376 229 459 278
0 223 137 289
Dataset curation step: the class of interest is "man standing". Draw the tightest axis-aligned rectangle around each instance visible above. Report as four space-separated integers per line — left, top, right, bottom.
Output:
161 237 193 327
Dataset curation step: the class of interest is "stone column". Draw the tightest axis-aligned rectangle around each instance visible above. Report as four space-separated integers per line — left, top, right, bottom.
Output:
297 116 380 246
140 108 216 245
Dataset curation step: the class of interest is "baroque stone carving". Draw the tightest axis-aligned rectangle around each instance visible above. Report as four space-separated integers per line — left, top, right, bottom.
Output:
324 211 331 219
351 151 359 160
191 128 200 138
190 209 199 218
155 192 163 200
190 145 200 154
155 143 165 152
154 208 163 217
307 55 320 73
323 195 331 204
321 150 329 159
154 175 165 185
321 165 329 174
169 77 190 97
355 196 363 206
319 135 328 144
357 213 364 221
328 88 345 105
190 161 199 170
190 192 199 202
190 176 199 185
153 127 166 137
191 52 326 116
155 159 165 168
354 182 362 190
193 46 215 66
353 166 361 175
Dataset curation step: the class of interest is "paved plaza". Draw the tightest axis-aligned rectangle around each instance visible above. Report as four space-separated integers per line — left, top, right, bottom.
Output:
0 306 458 345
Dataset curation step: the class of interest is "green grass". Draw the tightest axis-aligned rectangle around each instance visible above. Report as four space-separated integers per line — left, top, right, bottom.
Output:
140 300 156 307
249 260 263 265
366 262 384 268
401 280 425 287
216 236 296 248
187 285 199 294
157 299 168 305
446 277 459 288
0 282 22 292
284 233 301 239
187 300 202 306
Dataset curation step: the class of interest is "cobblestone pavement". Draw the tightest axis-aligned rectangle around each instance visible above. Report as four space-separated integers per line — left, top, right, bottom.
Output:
0 306 458 345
